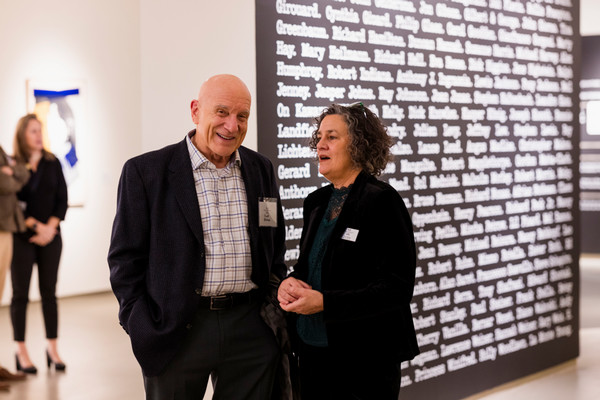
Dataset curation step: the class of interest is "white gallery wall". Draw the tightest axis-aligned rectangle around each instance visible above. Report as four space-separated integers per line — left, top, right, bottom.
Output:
0 0 596 306
581 0 600 36
140 0 258 152
0 0 141 304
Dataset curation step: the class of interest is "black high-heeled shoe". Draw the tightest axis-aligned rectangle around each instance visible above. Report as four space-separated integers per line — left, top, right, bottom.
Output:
15 354 37 374
46 350 66 371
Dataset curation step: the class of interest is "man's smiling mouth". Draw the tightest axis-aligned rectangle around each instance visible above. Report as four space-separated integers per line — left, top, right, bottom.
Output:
217 133 235 141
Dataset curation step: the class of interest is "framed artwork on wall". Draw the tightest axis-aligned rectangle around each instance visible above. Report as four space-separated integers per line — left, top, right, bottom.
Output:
26 79 85 207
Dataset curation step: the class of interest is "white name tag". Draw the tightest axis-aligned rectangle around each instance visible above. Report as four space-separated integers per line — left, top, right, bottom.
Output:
341 228 359 242
259 198 278 227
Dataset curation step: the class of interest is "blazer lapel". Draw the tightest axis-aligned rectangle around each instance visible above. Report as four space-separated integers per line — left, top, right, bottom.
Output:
300 188 330 258
168 139 204 245
329 172 367 242
238 148 266 275
239 150 259 229
319 172 368 279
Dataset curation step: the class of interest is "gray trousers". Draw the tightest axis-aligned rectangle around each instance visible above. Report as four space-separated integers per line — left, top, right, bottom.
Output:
144 300 279 400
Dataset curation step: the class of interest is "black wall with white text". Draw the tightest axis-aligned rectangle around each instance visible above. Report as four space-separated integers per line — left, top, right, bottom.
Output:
256 1 581 398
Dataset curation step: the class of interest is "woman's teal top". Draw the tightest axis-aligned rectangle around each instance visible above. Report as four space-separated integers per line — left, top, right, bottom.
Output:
297 185 351 347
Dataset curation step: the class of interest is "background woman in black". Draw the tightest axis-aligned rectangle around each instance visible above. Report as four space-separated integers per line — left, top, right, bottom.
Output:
11 114 68 374
278 103 419 399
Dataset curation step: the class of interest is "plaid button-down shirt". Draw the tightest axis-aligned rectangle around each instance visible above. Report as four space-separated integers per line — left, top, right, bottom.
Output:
186 134 257 296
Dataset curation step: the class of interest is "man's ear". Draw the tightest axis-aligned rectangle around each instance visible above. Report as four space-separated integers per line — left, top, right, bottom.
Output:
191 99 200 124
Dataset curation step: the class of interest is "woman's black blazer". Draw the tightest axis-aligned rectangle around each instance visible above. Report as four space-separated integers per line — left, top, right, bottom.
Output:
291 170 420 362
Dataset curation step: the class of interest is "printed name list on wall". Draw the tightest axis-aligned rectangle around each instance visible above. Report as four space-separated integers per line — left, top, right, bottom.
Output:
255 1 580 399
579 35 600 254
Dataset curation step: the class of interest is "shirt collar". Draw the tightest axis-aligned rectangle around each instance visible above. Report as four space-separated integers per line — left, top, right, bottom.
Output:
186 131 242 170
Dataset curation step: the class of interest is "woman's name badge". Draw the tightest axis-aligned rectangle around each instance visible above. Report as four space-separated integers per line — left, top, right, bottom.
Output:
341 228 359 242
259 198 278 227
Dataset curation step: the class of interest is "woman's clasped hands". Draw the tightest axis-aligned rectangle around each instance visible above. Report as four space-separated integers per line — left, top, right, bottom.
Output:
30 222 57 247
277 277 324 315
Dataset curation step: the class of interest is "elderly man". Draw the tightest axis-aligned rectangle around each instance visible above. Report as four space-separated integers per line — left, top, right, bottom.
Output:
108 74 287 399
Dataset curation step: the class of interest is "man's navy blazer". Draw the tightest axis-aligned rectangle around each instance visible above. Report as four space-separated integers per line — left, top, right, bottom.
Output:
108 136 287 377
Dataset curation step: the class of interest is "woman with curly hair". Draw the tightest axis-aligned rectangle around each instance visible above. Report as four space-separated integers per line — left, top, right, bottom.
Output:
278 103 420 399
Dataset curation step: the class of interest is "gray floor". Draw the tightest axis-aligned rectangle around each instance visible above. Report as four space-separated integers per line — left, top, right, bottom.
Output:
0 257 599 400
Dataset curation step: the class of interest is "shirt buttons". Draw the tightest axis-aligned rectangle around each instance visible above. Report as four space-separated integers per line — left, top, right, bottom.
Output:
195 288 202 295
186 323 192 330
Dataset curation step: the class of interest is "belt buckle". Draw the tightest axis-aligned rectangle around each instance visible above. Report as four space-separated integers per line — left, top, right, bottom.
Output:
209 295 231 311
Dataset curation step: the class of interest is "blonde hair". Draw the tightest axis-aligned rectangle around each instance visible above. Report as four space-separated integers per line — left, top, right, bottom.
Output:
13 114 54 163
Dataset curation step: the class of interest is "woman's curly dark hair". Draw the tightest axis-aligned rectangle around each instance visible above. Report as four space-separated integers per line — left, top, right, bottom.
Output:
309 103 393 176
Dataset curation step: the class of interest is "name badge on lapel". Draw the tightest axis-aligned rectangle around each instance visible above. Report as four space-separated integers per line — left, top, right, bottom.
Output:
341 228 359 242
259 198 278 227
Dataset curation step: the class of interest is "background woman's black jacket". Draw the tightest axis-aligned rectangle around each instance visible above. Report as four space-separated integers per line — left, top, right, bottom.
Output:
17 155 68 238
290 171 420 362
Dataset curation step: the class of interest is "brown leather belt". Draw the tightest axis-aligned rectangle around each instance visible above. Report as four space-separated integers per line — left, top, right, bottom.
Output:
199 290 260 311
